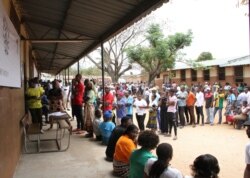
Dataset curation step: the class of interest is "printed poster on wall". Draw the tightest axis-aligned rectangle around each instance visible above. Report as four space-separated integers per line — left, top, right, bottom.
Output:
0 1 21 88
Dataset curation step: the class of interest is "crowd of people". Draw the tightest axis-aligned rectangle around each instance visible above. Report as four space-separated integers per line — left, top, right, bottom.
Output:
25 74 250 177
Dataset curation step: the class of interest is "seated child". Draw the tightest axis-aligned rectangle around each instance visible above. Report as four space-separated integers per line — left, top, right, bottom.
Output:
226 105 237 124
93 109 102 141
99 110 115 145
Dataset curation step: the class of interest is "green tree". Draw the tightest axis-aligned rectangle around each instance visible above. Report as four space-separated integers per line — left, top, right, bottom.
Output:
126 24 192 85
196 52 213 61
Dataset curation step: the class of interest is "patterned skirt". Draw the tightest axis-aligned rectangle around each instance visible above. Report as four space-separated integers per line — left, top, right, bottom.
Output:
83 103 94 133
146 110 157 129
113 159 129 177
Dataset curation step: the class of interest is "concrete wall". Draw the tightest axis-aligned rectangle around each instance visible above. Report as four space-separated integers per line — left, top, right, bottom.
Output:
0 1 28 178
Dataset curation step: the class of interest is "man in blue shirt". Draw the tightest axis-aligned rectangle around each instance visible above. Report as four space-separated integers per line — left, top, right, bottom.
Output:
124 90 134 120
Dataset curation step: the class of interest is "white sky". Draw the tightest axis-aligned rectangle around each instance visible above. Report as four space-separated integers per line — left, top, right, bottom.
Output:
150 0 249 59
78 0 249 74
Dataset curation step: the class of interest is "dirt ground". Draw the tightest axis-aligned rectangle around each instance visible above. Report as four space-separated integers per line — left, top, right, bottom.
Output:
157 122 247 178
14 108 248 178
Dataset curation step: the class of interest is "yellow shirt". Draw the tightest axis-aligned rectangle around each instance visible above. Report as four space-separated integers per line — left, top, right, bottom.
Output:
114 135 136 163
26 87 44 109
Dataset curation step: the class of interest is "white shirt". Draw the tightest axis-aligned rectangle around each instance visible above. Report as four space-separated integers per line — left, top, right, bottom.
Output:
134 98 147 115
247 91 250 105
167 95 177 113
245 141 250 164
195 91 204 107
144 158 183 178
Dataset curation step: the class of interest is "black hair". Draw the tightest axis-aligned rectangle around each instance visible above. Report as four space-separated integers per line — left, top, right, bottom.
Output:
192 154 220 178
137 130 159 150
124 124 138 135
95 109 102 118
121 116 131 125
149 143 173 178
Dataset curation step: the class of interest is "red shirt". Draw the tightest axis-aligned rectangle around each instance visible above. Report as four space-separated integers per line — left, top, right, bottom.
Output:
103 92 114 111
73 82 84 105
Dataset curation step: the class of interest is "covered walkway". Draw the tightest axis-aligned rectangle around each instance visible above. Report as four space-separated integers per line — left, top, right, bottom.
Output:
0 1 168 177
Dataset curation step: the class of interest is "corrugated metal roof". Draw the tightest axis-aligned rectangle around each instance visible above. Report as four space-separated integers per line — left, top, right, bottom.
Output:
13 0 168 74
173 55 250 70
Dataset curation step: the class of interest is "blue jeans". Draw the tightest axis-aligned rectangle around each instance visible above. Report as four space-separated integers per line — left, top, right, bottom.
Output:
206 108 214 124
214 107 223 124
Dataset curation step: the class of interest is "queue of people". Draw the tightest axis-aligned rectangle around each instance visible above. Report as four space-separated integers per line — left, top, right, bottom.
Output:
25 75 250 178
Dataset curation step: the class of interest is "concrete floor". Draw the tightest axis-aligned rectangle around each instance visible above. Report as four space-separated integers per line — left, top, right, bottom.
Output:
14 118 117 178
14 111 248 178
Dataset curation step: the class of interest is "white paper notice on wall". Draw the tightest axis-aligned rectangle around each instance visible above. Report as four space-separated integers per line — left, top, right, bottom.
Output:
0 1 21 88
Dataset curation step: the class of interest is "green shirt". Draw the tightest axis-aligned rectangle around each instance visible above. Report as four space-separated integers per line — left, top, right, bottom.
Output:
86 89 96 104
129 148 156 178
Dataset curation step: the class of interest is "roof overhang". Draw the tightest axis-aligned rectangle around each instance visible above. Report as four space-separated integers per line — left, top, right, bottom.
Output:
13 0 168 75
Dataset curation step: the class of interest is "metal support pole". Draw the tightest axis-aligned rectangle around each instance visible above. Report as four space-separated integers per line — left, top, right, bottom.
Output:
64 69 66 84
67 68 70 83
77 61 80 74
101 42 105 113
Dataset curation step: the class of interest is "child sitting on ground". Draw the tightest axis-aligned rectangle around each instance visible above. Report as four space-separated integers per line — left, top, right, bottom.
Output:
225 105 237 125
99 110 115 145
93 109 102 141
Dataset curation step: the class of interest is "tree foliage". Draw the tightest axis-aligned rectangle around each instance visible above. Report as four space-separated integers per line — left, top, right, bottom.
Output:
126 24 192 85
69 66 102 76
196 52 213 61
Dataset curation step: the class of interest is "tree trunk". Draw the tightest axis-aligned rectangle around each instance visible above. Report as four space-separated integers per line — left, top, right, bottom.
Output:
148 73 155 87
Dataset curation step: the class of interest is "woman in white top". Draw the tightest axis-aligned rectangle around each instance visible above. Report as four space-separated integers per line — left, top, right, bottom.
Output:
134 94 148 131
144 143 183 178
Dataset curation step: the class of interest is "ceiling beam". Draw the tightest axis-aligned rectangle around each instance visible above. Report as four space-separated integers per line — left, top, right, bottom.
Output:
33 47 76 59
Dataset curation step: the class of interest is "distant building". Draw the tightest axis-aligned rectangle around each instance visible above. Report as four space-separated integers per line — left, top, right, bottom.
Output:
155 55 250 87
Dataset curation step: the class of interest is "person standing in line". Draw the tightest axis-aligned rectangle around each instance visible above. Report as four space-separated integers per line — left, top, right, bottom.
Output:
72 74 85 133
167 89 178 140
102 86 114 112
124 90 134 121
159 92 169 135
213 88 225 124
195 87 204 126
186 88 196 127
133 94 148 132
83 81 96 137
204 88 214 125
244 120 250 178
176 86 188 128
114 91 127 125
26 78 44 132
146 94 158 132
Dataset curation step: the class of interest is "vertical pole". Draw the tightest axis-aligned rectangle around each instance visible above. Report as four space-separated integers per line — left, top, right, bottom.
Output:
64 69 66 84
101 42 105 113
67 68 70 83
77 61 80 74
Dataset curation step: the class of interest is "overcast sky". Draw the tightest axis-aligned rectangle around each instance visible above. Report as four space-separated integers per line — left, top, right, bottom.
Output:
150 0 249 60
